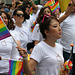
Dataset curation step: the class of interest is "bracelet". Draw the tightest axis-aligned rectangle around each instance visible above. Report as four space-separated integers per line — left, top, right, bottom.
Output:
23 57 28 60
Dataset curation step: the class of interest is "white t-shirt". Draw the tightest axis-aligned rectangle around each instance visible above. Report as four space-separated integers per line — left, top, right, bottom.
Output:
35 5 43 17
0 30 20 73
14 25 32 49
30 41 64 75
59 15 75 53
22 19 31 31
32 23 44 41
29 5 43 32
37 5 43 10
28 14 37 31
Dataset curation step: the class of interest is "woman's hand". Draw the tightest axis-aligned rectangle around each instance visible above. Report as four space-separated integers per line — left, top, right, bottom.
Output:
16 47 28 58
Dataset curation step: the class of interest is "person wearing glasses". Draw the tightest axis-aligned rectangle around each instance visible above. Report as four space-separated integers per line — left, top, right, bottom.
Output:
0 11 20 75
14 8 32 50
17 15 67 75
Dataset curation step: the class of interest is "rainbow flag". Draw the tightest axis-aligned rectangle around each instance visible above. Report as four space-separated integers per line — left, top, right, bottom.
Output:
30 7 33 15
9 60 26 75
31 21 36 32
58 0 70 13
44 0 55 7
0 16 11 40
9 54 31 75
50 1 60 13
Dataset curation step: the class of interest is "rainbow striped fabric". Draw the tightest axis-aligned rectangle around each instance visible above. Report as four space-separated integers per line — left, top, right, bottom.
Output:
50 1 60 13
44 0 55 7
30 7 33 15
9 60 26 75
9 54 31 75
31 21 36 32
0 17 11 40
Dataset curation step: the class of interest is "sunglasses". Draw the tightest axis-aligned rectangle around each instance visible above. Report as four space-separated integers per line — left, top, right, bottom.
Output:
68 4 75 7
16 14 24 17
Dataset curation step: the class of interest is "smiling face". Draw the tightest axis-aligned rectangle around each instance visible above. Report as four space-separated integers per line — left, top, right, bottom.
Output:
1 13 9 26
15 10 24 23
47 19 62 40
43 8 51 15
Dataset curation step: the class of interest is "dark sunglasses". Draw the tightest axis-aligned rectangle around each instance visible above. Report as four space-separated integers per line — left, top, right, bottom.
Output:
68 4 75 7
16 14 24 17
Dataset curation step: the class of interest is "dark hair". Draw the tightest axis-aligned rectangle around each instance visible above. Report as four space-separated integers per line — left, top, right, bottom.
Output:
15 2 20 8
37 6 52 24
19 5 30 19
0 11 15 30
39 15 59 38
13 8 30 21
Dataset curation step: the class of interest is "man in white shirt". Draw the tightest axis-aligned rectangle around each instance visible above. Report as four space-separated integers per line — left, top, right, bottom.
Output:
59 1 75 75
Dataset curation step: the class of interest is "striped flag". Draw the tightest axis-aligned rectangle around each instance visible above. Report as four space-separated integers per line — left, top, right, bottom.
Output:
0 16 11 40
9 60 26 75
50 1 60 13
8 54 31 75
44 0 55 7
30 7 33 15
31 21 36 32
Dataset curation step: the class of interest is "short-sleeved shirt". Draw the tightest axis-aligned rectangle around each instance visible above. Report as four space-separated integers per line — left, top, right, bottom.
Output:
32 24 44 41
14 25 32 49
59 15 75 53
30 41 64 75
0 30 20 73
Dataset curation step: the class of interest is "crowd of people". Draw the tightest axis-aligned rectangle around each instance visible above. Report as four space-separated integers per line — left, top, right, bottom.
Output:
0 0 75 75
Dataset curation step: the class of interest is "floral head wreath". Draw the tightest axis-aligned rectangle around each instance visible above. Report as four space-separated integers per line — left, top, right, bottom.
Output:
42 14 51 23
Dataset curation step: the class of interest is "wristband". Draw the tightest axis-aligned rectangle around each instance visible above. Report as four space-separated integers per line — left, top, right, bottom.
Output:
23 57 28 60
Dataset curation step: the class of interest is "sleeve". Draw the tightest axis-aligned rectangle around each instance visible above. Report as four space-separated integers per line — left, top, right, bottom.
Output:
59 12 65 27
32 24 40 41
37 5 43 10
30 44 44 63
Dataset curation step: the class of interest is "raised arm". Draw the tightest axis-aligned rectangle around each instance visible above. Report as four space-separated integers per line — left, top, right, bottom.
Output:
59 0 74 24
29 0 38 9
17 47 37 75
8 1 16 17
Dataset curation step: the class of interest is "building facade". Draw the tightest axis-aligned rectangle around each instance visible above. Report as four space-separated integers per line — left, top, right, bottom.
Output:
0 0 52 4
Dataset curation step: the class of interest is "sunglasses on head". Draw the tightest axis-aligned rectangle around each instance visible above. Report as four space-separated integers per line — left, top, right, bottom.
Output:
16 14 24 17
68 4 75 7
